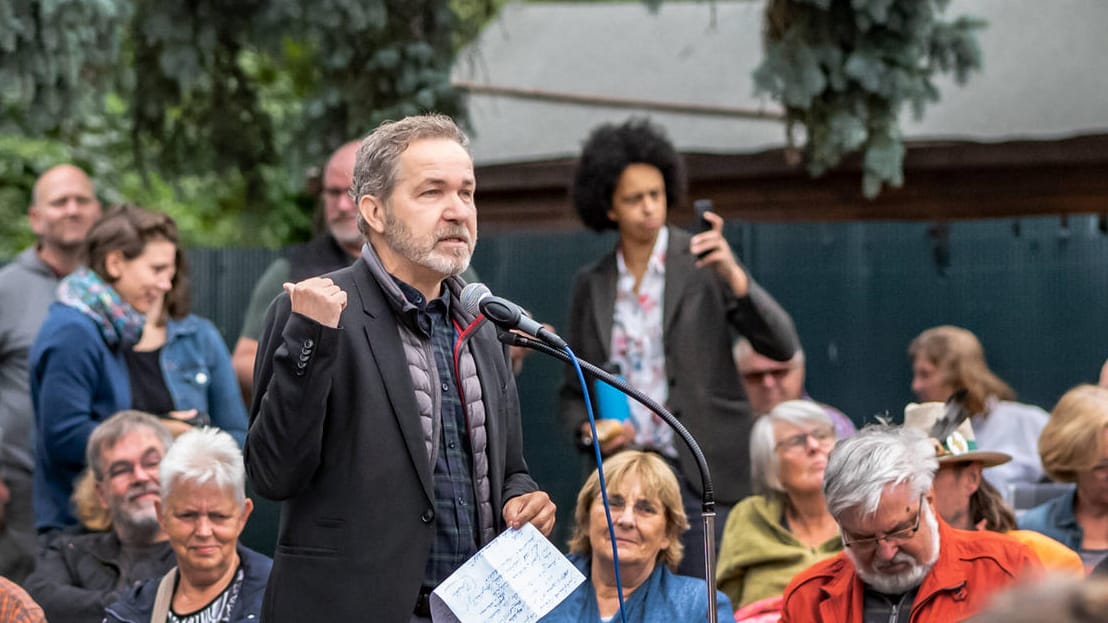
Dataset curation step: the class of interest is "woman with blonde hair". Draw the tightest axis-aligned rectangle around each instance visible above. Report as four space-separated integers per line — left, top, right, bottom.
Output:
908 325 1048 492
541 450 732 622
1020 384 1108 571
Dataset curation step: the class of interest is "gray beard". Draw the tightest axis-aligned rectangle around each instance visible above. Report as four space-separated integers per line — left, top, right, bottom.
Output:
848 505 940 595
115 512 162 544
382 209 473 277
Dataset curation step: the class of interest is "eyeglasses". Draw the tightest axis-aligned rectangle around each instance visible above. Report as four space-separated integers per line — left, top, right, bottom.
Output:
841 494 925 552
105 452 162 482
774 427 836 452
322 187 349 201
742 367 797 384
601 494 662 518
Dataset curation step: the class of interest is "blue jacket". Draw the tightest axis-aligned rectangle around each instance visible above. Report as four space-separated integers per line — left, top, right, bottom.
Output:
103 544 272 623
540 554 733 623
31 303 131 531
31 306 248 531
1018 486 1081 550
162 315 248 447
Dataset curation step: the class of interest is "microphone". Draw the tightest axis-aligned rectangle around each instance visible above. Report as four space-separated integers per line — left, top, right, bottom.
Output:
460 283 567 350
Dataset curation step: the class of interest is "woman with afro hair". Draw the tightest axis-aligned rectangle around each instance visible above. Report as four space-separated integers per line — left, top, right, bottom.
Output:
559 117 800 579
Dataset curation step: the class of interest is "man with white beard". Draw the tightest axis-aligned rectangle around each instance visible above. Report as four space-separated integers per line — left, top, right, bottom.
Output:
781 425 1040 623
25 411 175 623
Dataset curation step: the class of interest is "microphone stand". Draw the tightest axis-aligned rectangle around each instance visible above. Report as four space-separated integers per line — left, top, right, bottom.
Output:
500 330 719 623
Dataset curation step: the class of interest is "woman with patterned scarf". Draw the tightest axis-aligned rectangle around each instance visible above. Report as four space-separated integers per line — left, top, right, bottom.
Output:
29 204 179 537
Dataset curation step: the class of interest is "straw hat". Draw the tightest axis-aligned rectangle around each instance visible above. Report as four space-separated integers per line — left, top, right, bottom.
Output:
903 402 1011 467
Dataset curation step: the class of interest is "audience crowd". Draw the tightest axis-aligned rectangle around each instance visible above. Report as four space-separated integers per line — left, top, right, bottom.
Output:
0 113 1103 623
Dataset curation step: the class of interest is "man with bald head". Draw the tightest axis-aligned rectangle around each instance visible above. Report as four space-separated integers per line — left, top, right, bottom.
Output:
0 164 102 581
231 141 362 401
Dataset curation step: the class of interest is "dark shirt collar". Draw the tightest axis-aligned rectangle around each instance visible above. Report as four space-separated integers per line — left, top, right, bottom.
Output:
392 277 449 311
392 276 450 338
862 584 918 623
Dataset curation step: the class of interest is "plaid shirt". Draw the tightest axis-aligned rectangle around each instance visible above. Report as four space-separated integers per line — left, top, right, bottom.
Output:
0 577 44 623
395 281 479 588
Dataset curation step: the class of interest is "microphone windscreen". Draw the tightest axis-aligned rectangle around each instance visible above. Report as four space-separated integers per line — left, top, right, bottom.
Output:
460 282 492 316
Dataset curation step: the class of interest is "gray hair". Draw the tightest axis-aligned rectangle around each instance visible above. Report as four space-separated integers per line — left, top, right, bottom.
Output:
823 424 937 522
750 400 834 495
733 336 806 369
87 411 174 481
351 113 470 238
159 427 246 505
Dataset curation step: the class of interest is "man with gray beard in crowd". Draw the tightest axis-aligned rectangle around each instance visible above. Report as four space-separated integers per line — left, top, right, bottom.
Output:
24 411 175 623
781 425 1040 623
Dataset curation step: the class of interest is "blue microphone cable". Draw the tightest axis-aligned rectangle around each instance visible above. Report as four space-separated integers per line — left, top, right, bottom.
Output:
565 344 628 623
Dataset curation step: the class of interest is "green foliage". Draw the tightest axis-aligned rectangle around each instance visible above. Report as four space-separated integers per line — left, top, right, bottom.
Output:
0 0 130 138
266 0 467 161
122 0 467 210
0 137 68 257
1 0 485 252
450 0 509 48
754 0 985 197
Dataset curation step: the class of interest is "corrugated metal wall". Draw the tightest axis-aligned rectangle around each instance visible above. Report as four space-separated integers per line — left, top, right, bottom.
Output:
458 214 1108 548
174 213 1108 551
186 247 281 346
744 215 1108 421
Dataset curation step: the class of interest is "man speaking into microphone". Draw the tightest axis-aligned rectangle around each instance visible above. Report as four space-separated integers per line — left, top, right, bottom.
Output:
246 113 555 622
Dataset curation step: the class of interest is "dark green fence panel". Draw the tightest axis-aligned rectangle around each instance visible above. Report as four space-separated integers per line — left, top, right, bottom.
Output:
183 247 280 555
154 214 1108 554
744 215 1108 426
186 247 280 347
459 214 1108 550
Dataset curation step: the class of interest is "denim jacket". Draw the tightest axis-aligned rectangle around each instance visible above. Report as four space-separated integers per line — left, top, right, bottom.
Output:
540 554 733 622
1018 487 1081 551
162 315 248 447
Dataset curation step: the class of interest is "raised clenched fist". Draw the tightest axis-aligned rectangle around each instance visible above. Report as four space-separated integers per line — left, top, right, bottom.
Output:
284 277 348 328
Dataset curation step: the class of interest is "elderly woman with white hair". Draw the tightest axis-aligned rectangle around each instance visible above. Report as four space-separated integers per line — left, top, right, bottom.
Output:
716 400 843 615
103 427 271 623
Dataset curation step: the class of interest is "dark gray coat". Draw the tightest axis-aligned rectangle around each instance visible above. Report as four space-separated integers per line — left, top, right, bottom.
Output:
101 544 272 623
245 257 538 623
24 531 174 623
560 227 798 503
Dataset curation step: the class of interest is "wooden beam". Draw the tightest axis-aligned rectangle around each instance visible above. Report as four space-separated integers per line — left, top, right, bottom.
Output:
474 135 1108 229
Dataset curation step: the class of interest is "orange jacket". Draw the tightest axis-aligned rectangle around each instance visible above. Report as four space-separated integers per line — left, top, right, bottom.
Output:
781 518 1041 623
1005 529 1085 576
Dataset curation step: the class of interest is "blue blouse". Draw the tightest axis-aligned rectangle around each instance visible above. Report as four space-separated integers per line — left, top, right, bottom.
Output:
540 553 733 623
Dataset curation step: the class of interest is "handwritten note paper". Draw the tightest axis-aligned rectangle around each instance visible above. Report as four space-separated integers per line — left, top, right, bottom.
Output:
430 523 585 623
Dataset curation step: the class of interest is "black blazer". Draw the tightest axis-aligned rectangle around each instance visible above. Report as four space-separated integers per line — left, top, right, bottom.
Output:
245 258 538 622
559 227 798 503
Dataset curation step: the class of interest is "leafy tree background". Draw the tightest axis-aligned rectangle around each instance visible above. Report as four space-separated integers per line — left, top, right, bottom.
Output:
1 0 506 257
2 0 987 259
753 0 984 197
